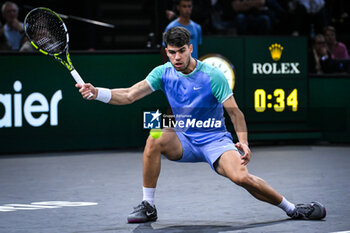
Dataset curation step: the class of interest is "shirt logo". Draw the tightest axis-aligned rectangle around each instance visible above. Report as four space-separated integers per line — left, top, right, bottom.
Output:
143 109 161 129
193 86 202 90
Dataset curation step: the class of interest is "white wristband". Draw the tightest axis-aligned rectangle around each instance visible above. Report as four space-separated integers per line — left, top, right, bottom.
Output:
96 88 112 103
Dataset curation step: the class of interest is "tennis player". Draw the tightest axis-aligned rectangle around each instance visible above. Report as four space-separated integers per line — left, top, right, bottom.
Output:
76 27 326 223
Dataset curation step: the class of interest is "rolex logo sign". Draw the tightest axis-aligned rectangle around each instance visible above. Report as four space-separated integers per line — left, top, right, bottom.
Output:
269 43 283 61
252 42 300 75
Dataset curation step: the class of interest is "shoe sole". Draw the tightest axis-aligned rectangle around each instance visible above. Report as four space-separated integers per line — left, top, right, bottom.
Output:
127 217 157 223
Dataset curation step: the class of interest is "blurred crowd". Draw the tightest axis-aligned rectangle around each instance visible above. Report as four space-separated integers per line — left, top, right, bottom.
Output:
1 0 349 74
309 26 349 74
0 1 33 51
160 0 349 37
0 1 23 51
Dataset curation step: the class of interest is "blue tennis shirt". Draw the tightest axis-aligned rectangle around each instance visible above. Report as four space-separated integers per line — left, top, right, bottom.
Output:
146 60 233 144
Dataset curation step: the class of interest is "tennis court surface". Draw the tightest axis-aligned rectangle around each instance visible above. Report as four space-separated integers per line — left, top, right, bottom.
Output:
1 145 349 233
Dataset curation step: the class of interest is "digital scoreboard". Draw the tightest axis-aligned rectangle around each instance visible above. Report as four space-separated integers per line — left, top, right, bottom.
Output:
245 37 307 122
201 37 308 123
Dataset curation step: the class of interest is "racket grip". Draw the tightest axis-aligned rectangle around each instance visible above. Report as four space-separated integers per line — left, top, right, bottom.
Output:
71 69 93 99
70 69 85 85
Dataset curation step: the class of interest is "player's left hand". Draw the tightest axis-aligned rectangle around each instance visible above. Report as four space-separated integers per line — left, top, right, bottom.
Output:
235 142 251 166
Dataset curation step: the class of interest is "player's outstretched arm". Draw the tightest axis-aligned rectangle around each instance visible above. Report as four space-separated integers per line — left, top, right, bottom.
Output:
223 95 251 165
75 80 153 105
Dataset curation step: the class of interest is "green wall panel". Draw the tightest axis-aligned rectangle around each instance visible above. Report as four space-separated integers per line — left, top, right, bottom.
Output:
0 53 168 154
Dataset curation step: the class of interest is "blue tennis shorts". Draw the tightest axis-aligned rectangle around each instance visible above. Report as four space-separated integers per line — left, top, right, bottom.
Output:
175 131 238 171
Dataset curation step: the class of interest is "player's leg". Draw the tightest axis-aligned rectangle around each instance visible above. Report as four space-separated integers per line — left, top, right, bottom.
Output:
215 150 326 219
143 128 182 188
128 128 182 223
215 150 282 205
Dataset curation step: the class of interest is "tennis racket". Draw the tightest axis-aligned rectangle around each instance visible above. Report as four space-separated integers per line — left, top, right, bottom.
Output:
24 7 92 97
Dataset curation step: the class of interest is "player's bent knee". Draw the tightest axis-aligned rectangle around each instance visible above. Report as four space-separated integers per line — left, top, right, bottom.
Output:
230 173 253 188
145 135 170 154
145 136 162 154
144 130 182 160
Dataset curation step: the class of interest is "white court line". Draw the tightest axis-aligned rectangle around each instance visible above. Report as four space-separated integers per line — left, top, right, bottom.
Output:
331 231 350 233
0 201 98 212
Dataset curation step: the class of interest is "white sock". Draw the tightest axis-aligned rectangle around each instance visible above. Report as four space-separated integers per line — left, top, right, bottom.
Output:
143 187 156 207
278 197 296 215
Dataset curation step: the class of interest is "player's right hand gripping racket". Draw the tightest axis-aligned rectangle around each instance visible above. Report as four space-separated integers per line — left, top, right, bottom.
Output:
24 7 92 98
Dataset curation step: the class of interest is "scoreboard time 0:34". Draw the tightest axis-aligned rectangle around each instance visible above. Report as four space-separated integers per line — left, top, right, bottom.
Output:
254 88 298 112
200 37 307 122
247 80 306 122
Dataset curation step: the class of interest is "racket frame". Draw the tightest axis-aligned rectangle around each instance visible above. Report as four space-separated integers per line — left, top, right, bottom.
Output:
24 7 86 86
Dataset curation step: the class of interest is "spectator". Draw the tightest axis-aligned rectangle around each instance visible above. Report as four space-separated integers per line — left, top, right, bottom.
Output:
308 34 341 74
163 0 202 59
0 21 11 50
288 0 328 37
324 26 349 59
231 0 272 35
1 1 24 51
162 0 213 34
207 0 236 34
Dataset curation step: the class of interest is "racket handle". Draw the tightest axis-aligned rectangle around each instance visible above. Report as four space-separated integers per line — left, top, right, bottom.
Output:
70 69 93 99
70 69 85 85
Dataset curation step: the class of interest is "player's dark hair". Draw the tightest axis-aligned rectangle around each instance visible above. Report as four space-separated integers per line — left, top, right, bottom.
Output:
163 27 190 47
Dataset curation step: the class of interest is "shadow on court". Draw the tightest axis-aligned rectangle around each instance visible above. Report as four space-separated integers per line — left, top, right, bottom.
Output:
132 219 289 233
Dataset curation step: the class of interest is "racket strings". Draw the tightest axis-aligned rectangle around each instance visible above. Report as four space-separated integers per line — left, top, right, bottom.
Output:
25 9 67 54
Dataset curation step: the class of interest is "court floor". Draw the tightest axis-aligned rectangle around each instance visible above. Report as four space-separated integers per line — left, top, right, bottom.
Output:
0 145 349 233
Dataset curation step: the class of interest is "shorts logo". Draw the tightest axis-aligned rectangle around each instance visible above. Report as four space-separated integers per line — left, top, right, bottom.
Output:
143 109 161 129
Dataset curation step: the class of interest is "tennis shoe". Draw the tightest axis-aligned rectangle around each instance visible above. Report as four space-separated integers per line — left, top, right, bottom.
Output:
127 201 157 223
288 201 326 220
